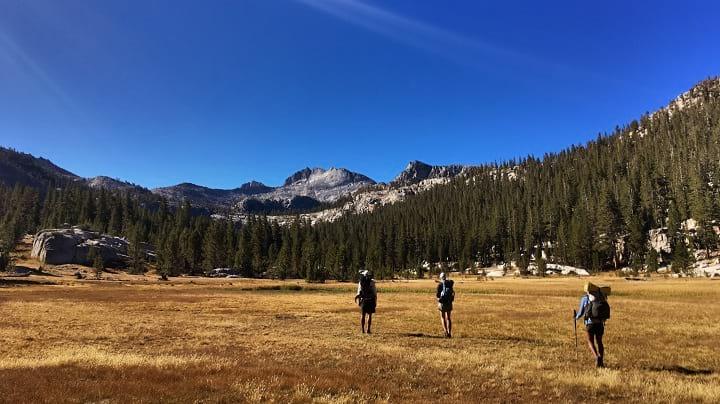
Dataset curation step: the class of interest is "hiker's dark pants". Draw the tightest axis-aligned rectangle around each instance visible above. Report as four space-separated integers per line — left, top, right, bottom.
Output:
586 322 604 337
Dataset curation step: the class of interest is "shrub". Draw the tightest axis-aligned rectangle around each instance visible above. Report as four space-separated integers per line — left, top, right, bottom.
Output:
88 246 104 279
536 256 547 277
0 251 10 272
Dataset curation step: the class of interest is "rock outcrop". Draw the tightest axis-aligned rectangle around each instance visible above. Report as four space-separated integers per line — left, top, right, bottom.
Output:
282 167 373 189
392 161 466 187
238 181 273 195
85 176 149 194
31 227 131 267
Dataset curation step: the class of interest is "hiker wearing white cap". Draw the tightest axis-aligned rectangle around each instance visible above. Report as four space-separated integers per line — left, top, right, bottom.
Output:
436 272 455 338
354 270 377 334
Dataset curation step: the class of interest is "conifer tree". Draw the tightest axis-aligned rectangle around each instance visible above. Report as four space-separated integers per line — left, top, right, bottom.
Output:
201 222 222 271
628 214 648 271
645 248 659 273
274 236 291 279
128 225 146 274
536 245 546 277
302 234 320 281
672 238 692 274
250 219 265 275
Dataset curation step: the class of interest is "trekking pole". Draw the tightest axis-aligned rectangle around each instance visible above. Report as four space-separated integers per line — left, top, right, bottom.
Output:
573 309 578 358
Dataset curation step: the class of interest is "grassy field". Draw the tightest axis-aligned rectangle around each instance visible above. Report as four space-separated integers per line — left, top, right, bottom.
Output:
1 275 719 403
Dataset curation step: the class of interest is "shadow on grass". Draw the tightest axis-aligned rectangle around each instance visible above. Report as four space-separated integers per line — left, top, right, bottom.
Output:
0 278 57 287
648 365 713 375
485 335 546 345
30 268 62 277
401 332 446 339
274 313 309 320
248 284 304 291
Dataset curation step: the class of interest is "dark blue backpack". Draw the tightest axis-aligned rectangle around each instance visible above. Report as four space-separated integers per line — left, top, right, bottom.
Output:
439 280 455 303
584 293 610 321
360 275 375 300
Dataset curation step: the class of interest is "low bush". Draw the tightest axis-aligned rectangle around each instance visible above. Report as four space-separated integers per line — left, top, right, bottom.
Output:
0 251 10 272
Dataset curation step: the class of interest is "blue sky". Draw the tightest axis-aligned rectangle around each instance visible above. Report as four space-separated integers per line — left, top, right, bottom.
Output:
1 0 719 188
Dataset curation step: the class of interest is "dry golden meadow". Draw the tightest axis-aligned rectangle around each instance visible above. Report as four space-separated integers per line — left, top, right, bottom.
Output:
1 273 719 403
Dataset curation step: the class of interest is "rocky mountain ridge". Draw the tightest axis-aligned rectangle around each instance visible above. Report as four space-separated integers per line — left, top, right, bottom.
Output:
86 176 150 194
151 167 378 213
0 146 469 218
391 160 468 187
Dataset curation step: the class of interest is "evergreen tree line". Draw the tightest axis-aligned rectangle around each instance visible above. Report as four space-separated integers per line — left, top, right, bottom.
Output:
0 184 40 270
0 183 331 280
309 79 720 275
1 79 719 278
310 80 720 273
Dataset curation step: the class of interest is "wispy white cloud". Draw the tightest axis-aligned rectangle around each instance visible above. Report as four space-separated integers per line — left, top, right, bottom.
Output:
0 27 78 113
295 0 560 71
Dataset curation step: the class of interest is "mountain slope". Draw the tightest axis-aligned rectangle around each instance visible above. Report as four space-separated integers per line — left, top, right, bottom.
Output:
86 176 151 195
151 182 260 210
0 147 79 188
309 76 720 273
249 167 375 202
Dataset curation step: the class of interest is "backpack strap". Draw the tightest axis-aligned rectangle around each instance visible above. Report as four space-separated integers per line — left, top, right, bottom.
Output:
582 296 592 320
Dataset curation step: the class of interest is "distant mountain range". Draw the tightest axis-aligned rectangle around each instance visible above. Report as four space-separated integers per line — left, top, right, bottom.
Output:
0 146 471 218
2 76 718 229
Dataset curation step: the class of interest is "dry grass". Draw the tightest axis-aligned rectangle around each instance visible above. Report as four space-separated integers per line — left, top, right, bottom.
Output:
1 275 719 403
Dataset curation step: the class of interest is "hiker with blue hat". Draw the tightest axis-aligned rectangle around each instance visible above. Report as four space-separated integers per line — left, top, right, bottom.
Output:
354 270 377 334
574 282 611 368
437 272 455 338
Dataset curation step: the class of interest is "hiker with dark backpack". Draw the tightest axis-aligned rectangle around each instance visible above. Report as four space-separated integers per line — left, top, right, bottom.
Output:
354 270 377 334
574 282 611 368
436 272 455 338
